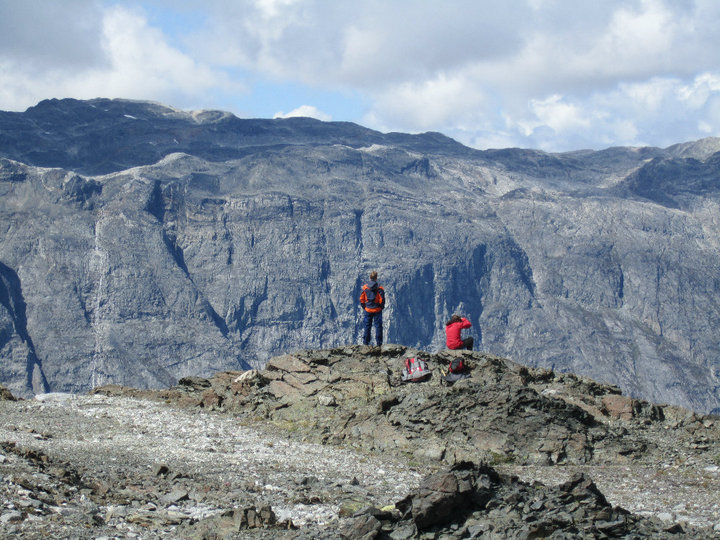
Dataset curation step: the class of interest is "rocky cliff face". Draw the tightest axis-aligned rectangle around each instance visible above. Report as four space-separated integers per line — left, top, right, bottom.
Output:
1 98 720 412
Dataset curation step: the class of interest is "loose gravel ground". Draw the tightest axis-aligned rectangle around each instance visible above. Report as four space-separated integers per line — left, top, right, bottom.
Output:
500 461 720 533
0 393 423 538
2 393 720 538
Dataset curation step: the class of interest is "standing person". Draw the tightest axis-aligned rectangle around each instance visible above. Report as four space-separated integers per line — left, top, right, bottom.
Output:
445 315 473 350
360 271 385 346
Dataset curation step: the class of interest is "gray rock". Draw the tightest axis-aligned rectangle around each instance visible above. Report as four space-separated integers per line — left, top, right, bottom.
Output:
409 468 475 529
116 345 720 476
0 385 14 401
338 513 382 539
160 488 189 505
0 511 23 524
1 98 720 414
1 378 718 538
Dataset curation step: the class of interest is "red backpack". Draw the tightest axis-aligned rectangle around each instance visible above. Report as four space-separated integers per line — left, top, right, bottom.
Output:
402 357 431 382
448 357 464 373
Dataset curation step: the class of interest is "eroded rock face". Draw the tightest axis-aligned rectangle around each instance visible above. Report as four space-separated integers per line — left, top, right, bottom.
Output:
1 98 720 413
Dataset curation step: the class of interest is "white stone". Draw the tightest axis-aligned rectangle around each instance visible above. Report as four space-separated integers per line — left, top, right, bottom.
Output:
0 511 23 524
34 392 76 402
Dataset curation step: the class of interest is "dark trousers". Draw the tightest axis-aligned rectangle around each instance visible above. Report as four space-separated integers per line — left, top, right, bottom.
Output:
461 337 474 350
363 310 383 346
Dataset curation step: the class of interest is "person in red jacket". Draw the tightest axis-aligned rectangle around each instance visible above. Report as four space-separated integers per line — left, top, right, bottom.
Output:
445 315 473 350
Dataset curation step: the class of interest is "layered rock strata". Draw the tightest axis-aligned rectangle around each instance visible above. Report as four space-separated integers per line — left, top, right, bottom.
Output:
1 98 720 413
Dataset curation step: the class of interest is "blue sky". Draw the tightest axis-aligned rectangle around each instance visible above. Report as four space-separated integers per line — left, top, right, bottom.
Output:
1 0 720 152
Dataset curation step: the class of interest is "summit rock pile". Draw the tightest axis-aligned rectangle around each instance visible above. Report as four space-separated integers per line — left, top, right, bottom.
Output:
26 345 709 537
98 345 719 469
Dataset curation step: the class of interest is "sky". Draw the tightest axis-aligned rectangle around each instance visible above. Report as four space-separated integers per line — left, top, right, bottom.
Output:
1 0 720 152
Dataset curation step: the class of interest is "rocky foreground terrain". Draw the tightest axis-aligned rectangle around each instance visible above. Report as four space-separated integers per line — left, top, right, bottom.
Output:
3 98 720 413
2 346 720 538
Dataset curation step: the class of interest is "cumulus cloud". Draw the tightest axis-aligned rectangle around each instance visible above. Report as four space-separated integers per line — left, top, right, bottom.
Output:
92 6 239 101
274 105 332 121
2 0 720 151
0 2 239 111
0 0 106 71
157 0 720 150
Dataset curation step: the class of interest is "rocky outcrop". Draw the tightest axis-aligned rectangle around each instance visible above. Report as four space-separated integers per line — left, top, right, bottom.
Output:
0 384 14 401
340 462 703 539
2 99 720 413
2 371 717 538
93 346 720 470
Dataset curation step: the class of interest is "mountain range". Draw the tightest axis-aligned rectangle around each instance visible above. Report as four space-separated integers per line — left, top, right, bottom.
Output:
1 97 720 413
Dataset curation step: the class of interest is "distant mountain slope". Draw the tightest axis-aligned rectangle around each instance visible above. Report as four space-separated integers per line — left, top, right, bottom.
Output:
0 98 473 175
1 98 720 413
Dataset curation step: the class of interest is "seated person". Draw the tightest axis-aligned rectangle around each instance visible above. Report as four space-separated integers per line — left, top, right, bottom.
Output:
445 315 473 350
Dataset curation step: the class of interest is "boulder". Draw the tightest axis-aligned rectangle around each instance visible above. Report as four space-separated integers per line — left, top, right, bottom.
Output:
602 394 636 420
0 385 15 401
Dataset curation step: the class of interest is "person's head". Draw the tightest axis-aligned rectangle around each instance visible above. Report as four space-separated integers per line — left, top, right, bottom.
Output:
446 314 462 326
369 271 378 281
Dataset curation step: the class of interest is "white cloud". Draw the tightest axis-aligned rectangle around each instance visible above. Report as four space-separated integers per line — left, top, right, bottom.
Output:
0 3 239 111
0 0 106 72
93 6 238 100
256 0 300 18
2 0 720 150
522 95 591 136
678 73 720 109
274 105 331 121
348 0 720 150
621 78 677 112
364 73 488 132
